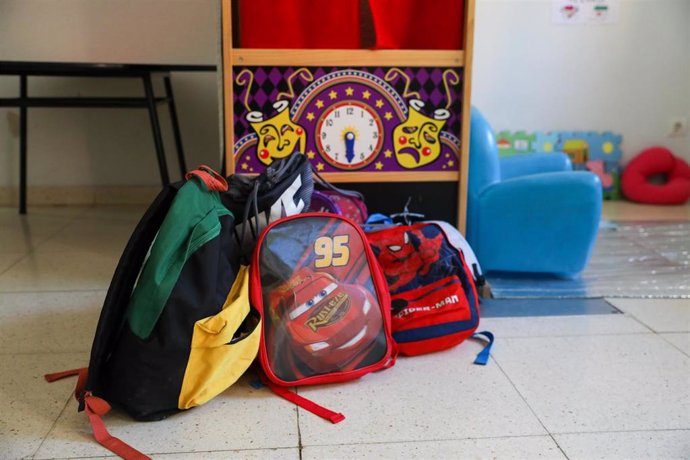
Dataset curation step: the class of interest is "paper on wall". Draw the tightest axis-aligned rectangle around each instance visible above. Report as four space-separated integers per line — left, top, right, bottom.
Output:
552 0 619 25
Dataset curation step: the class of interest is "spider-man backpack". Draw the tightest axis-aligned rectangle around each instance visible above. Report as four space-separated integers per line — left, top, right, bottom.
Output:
365 222 493 360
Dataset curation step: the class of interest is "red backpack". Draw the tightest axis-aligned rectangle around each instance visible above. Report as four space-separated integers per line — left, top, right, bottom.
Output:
250 212 397 422
365 222 492 359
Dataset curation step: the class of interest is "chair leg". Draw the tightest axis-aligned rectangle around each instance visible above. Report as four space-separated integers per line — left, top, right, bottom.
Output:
163 75 187 178
19 75 27 215
142 74 170 186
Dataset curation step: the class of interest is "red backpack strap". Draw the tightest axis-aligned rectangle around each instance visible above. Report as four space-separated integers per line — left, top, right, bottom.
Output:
83 393 151 460
45 369 151 460
256 371 344 423
263 379 345 424
44 367 88 400
185 165 228 192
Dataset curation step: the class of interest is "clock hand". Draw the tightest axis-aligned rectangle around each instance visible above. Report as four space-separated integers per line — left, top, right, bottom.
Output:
344 131 356 163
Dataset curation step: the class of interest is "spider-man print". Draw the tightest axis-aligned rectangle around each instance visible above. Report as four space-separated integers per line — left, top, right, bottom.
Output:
369 224 446 292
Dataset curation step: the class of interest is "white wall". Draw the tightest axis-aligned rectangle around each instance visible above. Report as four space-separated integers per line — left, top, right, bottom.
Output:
472 0 690 163
0 0 220 189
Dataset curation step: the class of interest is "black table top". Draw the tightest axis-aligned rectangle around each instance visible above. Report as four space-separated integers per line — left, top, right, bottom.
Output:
0 60 216 76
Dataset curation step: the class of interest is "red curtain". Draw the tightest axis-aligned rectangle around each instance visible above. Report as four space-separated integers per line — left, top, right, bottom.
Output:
238 0 361 49
368 0 464 49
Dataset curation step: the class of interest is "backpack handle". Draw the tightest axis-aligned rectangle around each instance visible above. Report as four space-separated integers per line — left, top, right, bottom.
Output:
186 165 228 192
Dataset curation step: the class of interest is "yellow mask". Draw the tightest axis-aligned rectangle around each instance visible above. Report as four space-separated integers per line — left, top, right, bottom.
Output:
393 99 449 169
247 100 306 165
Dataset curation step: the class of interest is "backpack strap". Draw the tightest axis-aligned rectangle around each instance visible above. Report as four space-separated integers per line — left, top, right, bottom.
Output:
83 393 151 460
264 380 345 424
185 165 228 192
45 369 150 460
87 184 179 396
45 367 88 404
257 372 344 424
472 331 495 365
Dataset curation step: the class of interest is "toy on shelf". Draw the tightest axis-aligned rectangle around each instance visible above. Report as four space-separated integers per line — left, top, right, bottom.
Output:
495 130 623 199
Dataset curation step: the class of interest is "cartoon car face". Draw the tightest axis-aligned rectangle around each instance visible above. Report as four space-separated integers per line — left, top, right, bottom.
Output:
269 269 382 374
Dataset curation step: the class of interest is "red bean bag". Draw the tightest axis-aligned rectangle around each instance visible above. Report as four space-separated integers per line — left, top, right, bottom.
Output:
621 147 690 205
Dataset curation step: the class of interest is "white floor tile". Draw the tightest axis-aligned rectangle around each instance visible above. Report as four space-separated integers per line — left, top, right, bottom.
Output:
297 342 546 447
53 449 300 460
555 429 690 460
0 253 25 275
0 213 74 254
0 352 87 460
0 206 87 219
35 217 135 254
78 204 147 223
607 298 690 333
35 375 299 458
493 334 690 433
480 313 650 338
302 436 565 460
662 333 690 355
0 291 103 354
155 448 300 459
0 251 118 292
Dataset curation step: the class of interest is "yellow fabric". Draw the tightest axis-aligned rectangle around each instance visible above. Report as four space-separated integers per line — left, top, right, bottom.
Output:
179 266 261 409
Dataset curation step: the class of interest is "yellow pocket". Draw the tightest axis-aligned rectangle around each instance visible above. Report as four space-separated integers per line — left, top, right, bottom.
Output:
179 266 261 409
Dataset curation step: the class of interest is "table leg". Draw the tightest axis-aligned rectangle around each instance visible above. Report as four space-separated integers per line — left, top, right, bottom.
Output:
163 76 187 178
19 75 27 215
142 74 170 186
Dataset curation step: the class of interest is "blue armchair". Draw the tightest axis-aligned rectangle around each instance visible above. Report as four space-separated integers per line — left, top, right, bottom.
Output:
466 108 602 278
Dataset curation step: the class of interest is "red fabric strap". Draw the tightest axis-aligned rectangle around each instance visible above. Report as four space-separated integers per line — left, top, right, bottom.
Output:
84 394 151 460
44 367 88 401
185 165 228 192
45 369 150 459
265 380 345 424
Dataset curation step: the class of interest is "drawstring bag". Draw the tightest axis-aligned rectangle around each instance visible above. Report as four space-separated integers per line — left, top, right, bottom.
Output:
309 168 368 224
223 153 313 258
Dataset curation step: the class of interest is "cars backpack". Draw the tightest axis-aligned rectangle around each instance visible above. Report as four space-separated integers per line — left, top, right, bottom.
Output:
45 167 262 459
365 221 493 360
250 212 397 423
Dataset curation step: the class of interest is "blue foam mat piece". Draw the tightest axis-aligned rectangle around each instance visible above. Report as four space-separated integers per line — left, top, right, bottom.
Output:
480 297 621 318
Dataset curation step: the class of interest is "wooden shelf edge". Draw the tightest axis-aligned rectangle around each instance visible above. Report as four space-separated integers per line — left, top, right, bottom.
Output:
317 171 459 183
231 49 464 67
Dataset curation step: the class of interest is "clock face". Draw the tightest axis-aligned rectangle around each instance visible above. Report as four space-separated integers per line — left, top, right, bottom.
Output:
316 101 384 170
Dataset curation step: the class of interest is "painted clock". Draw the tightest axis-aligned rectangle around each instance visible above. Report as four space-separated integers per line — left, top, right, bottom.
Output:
316 101 384 169
231 67 463 175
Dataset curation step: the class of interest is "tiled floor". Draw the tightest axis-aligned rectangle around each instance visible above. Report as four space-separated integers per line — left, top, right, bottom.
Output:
1 203 688 459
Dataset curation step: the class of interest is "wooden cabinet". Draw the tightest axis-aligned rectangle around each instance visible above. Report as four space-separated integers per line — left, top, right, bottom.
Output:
220 0 475 231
